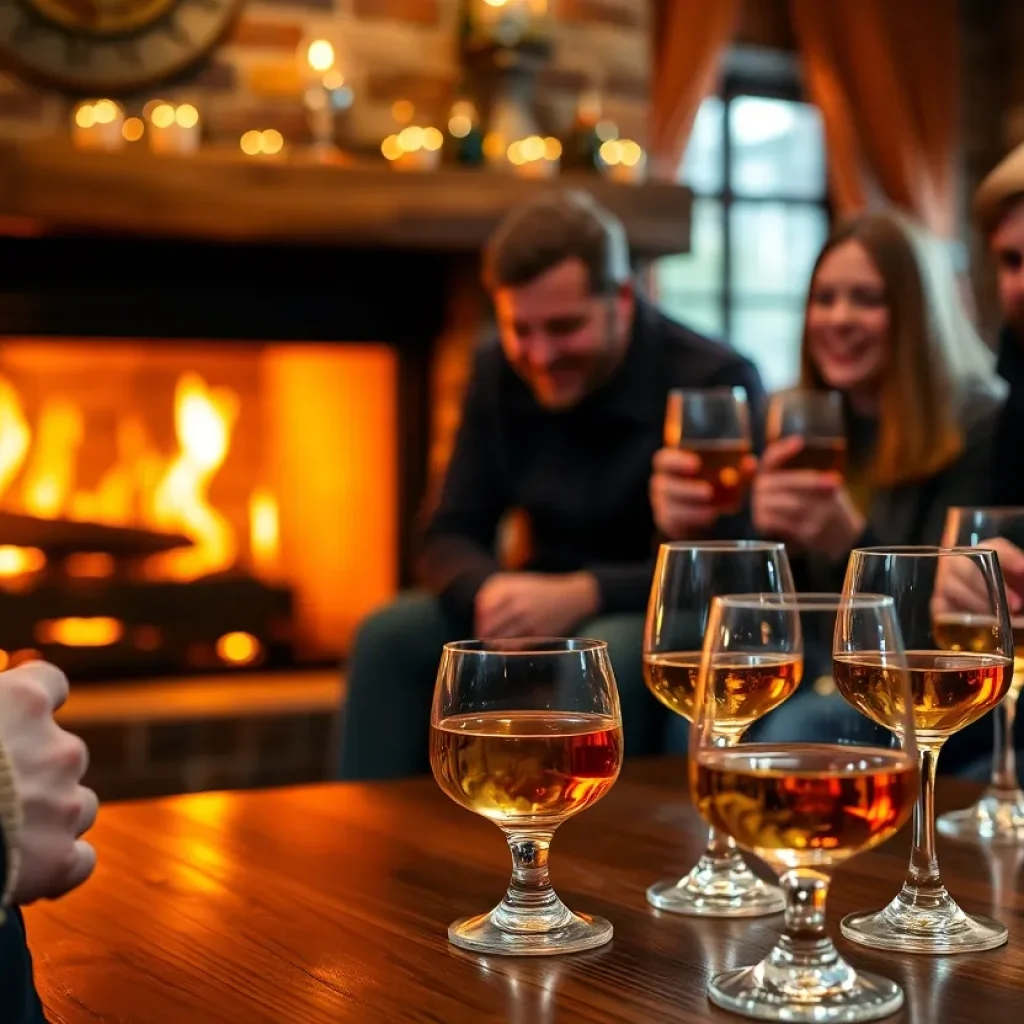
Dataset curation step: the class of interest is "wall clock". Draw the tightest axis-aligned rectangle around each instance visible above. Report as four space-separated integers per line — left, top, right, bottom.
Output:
0 0 243 94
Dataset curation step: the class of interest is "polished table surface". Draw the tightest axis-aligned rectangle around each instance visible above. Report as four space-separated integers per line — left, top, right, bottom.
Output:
23 759 1024 1023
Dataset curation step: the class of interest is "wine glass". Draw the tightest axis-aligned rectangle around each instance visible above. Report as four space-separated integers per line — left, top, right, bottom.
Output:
766 389 847 473
430 638 623 955
935 507 1024 843
643 539 796 916
665 387 752 514
840 546 1013 953
693 593 918 1023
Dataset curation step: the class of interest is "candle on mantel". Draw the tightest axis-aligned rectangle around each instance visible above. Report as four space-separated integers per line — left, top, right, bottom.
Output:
598 138 647 185
71 99 125 151
381 125 443 172
507 134 561 179
148 102 201 155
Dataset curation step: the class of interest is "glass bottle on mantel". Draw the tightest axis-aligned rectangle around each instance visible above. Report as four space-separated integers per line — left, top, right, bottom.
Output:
561 88 607 172
445 93 484 167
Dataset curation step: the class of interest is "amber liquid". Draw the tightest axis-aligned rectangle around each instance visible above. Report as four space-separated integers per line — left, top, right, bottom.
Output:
932 612 1024 698
682 439 752 513
777 438 847 474
693 743 917 867
643 652 802 732
430 711 622 826
833 650 1013 741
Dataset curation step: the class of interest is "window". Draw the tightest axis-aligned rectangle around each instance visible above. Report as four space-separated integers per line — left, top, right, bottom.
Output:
655 90 829 393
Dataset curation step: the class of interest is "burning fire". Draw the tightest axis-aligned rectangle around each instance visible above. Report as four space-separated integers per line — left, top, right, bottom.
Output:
0 370 277 581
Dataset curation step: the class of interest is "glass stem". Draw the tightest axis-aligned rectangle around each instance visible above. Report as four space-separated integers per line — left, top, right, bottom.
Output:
492 831 573 934
903 743 947 905
769 869 838 971
700 825 745 870
990 691 1020 795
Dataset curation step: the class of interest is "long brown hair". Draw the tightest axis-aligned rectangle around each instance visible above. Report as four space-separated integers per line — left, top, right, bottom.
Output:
800 210 997 487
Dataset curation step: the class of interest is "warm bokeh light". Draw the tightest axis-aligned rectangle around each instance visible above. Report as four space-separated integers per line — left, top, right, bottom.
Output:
240 130 262 156
215 631 262 666
92 99 118 124
423 127 443 151
261 129 284 155
122 117 144 141
322 69 344 91
0 546 44 578
151 103 175 129
74 104 95 129
307 39 335 72
381 134 402 161
449 114 471 138
36 617 124 648
398 125 424 151
175 104 199 128
482 131 504 160
596 119 618 142
391 99 414 124
544 136 562 160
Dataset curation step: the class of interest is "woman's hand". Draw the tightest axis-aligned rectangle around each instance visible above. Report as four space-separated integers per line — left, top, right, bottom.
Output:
753 436 865 560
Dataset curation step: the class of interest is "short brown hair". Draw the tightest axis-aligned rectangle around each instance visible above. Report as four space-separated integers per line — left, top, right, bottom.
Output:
482 189 630 295
800 210 995 487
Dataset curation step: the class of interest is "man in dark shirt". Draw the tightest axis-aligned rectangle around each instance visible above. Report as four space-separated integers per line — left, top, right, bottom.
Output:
975 142 1024 508
336 190 765 781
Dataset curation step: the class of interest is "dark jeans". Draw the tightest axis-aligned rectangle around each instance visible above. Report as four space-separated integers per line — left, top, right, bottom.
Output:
336 592 680 781
1 907 45 1023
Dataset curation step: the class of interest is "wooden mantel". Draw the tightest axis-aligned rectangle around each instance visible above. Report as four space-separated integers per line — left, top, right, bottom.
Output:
0 142 692 257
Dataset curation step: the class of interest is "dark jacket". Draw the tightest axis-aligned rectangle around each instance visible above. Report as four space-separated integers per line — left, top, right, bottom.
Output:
994 324 1024 506
0 824 46 1023
417 299 766 626
795 376 1005 592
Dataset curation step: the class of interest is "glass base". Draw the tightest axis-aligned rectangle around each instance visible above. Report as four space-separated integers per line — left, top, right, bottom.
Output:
448 908 613 956
647 856 786 917
937 790 1024 845
840 887 1008 954
709 957 903 1023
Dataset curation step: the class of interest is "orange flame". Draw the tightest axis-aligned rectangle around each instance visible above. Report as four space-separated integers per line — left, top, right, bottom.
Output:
143 373 240 580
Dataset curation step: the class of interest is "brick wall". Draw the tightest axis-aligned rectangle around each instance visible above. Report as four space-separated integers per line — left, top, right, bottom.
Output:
0 0 651 148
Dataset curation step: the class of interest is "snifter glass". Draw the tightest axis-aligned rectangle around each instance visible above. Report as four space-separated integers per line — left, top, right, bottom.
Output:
643 540 795 916
430 638 623 955
665 387 753 514
765 388 847 473
841 546 1012 953
694 593 917 1023
936 507 1024 844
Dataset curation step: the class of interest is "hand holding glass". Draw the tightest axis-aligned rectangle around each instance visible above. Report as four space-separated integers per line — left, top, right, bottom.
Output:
840 546 1012 953
693 594 917 1023
643 540 795 916
765 389 846 473
665 387 753 514
935 507 1024 844
430 638 622 955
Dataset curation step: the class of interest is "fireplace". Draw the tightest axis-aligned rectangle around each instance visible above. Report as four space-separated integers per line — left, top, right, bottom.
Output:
0 233 447 681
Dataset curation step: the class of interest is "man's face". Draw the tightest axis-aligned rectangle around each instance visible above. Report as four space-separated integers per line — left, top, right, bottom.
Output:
493 258 634 410
991 199 1024 331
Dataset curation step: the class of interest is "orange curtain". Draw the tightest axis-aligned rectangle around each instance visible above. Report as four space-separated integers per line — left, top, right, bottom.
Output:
647 0 742 182
790 0 960 238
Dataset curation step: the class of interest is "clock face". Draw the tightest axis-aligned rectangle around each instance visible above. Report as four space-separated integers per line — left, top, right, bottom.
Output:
0 0 242 93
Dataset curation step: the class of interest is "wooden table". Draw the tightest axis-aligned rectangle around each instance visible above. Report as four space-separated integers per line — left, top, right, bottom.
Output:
24 760 1024 1023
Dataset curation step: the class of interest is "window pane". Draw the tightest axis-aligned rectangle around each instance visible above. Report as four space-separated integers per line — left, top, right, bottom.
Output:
730 303 804 393
680 96 724 193
730 201 829 300
729 97 826 199
655 197 724 297
659 294 725 340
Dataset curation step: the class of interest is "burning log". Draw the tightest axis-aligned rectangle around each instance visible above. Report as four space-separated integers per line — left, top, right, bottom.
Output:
0 510 192 560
